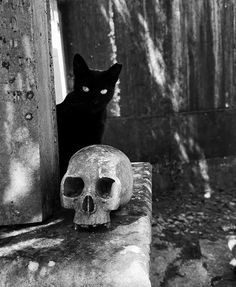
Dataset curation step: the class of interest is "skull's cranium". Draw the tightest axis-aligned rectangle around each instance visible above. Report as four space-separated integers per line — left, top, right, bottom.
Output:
60 145 133 227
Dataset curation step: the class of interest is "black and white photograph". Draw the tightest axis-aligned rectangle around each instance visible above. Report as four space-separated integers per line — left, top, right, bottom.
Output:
0 0 236 286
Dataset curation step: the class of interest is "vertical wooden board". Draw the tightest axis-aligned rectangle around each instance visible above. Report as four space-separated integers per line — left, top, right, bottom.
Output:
113 0 145 117
32 0 59 216
113 0 171 118
161 0 188 112
221 0 236 108
166 0 236 112
209 0 224 109
58 0 111 85
234 2 236 102
138 0 172 117
183 0 216 111
199 0 217 110
111 0 144 117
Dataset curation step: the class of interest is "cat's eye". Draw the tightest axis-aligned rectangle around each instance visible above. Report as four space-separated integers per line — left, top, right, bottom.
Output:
82 86 89 92
100 89 108 95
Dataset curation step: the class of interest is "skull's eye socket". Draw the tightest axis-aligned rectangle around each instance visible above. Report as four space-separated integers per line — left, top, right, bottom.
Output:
96 177 115 198
64 177 84 197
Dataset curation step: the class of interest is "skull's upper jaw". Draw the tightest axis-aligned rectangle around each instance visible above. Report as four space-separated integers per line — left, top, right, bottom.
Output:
73 209 110 226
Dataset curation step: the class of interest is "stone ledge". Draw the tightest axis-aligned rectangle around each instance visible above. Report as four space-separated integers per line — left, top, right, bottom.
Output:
0 162 152 287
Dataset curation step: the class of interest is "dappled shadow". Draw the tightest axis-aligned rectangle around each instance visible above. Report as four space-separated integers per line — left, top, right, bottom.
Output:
57 0 236 216
151 157 236 285
0 194 150 265
64 2 236 285
98 0 230 200
0 162 152 264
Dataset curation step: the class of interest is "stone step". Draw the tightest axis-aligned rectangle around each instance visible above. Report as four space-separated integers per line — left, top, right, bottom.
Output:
0 162 152 287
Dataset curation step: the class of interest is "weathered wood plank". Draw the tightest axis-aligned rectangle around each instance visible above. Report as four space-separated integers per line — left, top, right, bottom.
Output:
32 0 60 219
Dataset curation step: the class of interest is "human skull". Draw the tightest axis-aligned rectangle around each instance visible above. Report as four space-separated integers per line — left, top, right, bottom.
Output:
60 145 133 228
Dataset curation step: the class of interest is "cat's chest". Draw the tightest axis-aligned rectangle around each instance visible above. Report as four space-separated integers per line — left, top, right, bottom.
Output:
70 108 105 120
58 105 106 128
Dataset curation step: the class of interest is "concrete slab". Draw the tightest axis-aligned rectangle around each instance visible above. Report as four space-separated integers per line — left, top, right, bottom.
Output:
0 162 152 287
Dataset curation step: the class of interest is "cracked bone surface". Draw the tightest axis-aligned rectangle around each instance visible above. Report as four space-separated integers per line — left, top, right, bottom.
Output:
60 145 133 226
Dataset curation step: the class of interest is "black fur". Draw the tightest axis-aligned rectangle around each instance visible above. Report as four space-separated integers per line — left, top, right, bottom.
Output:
56 54 122 177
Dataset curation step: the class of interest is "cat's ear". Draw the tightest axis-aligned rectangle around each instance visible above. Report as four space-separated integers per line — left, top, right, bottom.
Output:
73 54 89 76
107 63 122 84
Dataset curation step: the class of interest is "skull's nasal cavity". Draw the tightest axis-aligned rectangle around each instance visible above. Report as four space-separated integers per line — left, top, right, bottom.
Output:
82 195 95 214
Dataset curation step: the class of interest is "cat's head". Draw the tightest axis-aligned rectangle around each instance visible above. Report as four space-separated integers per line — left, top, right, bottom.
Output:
72 53 122 112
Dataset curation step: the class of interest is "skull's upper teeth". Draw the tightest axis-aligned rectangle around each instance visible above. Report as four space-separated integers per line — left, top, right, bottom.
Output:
81 224 89 228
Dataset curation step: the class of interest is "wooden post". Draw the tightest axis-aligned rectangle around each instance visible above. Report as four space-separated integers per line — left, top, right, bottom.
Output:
0 0 59 225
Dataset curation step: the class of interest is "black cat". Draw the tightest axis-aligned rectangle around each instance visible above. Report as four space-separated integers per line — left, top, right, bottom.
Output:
56 54 122 177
